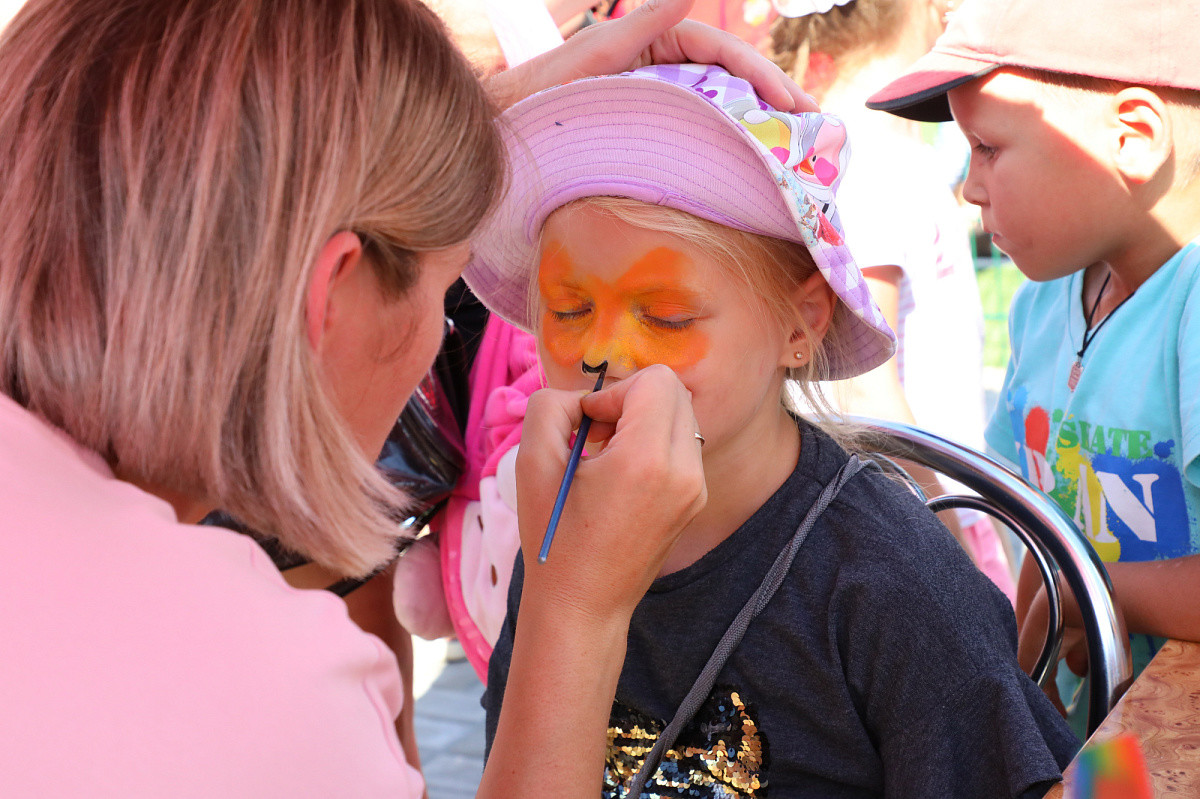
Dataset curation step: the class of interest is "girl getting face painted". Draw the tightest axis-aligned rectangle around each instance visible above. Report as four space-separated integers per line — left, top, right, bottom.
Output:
538 239 711 376
535 200 815 466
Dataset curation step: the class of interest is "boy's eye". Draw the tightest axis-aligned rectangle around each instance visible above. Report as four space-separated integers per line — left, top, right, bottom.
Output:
972 142 997 160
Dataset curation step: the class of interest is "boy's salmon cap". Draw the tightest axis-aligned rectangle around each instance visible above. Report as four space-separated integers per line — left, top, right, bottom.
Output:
868 0 1200 122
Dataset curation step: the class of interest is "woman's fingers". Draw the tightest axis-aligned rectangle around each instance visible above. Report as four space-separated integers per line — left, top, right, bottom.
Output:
487 0 814 113
591 1 813 112
630 19 814 112
516 365 706 616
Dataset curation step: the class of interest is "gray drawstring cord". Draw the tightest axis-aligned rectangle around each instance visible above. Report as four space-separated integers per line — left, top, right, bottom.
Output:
625 455 868 797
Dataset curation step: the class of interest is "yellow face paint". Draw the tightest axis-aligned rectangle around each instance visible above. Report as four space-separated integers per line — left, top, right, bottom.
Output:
537 244 710 373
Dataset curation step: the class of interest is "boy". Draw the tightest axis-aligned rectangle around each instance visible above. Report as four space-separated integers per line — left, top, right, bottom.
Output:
866 0 1200 731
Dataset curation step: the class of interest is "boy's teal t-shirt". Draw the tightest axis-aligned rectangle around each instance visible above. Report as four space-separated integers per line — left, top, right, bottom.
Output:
985 240 1200 731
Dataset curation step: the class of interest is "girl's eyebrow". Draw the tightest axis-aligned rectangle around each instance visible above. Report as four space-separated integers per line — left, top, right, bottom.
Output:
629 285 706 301
540 274 590 292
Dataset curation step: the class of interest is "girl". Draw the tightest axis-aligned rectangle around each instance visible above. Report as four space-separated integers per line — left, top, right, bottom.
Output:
468 64 1078 797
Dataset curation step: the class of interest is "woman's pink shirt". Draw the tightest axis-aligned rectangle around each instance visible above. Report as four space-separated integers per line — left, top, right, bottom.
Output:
0 393 423 796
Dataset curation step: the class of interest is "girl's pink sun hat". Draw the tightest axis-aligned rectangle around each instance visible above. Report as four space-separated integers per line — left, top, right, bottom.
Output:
465 63 895 380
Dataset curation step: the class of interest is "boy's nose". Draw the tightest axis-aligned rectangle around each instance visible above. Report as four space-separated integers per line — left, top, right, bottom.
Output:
961 164 987 207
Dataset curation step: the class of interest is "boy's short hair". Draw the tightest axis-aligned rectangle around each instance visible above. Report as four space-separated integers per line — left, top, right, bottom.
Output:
1016 68 1200 184
864 0 1200 122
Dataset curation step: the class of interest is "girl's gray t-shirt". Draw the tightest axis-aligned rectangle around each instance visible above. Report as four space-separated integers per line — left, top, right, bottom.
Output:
485 421 1078 798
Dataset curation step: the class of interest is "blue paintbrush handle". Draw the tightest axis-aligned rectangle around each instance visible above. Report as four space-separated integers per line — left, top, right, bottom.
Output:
537 414 593 563
538 363 607 563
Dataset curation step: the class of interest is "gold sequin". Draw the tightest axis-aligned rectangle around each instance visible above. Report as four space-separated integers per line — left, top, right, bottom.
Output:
604 689 767 798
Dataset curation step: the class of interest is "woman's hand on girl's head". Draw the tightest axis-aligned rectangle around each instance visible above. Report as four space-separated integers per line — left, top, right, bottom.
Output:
487 0 814 114
516 364 706 621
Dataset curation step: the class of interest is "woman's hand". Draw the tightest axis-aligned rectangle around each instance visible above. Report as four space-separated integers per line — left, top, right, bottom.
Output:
487 0 813 113
515 363 706 621
482 364 704 797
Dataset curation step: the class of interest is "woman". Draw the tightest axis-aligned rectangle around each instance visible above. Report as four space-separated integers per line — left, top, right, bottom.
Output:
0 0 806 795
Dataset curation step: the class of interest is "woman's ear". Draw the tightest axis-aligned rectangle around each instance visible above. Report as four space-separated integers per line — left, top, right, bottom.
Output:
306 231 365 351
780 270 836 368
1110 86 1172 186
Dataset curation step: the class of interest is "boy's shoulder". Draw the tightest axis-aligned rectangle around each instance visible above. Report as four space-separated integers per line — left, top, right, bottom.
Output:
1009 239 1200 323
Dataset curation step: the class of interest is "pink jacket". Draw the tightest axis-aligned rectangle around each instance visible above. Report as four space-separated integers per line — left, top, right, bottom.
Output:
393 316 541 683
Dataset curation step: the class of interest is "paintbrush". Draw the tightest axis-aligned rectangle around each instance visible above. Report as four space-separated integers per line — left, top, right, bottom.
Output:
538 360 608 563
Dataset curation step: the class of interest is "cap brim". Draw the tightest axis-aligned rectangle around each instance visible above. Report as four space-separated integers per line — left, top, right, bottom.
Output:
866 51 1000 122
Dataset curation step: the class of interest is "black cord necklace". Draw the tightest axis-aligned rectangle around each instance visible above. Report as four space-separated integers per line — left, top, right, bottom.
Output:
1068 271 1134 391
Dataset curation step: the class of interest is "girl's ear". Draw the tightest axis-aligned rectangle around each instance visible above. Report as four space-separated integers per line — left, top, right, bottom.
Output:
1110 86 1172 186
780 270 836 369
306 231 365 352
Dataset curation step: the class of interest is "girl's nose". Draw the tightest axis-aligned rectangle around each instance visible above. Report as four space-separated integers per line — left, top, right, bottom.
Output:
582 336 638 378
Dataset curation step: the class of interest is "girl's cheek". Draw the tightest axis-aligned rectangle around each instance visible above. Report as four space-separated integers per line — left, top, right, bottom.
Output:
637 330 708 372
540 318 584 368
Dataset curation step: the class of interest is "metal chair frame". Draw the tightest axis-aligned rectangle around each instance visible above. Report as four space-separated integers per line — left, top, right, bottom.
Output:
854 417 1132 736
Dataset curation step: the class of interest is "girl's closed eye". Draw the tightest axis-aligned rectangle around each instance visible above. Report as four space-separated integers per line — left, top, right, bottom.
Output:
548 304 592 323
642 314 695 331
639 301 700 331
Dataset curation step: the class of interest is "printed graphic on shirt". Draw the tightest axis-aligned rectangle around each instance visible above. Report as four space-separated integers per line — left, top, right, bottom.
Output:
604 688 767 798
1003 386 1191 562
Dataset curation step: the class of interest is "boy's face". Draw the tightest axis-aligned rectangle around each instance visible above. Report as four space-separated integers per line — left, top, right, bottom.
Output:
535 203 794 455
948 70 1128 281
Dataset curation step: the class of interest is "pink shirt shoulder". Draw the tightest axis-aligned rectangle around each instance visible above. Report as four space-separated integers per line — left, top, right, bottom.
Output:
0 394 423 797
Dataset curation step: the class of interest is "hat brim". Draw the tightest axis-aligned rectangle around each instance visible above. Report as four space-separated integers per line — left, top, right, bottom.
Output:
466 72 895 380
866 50 1000 122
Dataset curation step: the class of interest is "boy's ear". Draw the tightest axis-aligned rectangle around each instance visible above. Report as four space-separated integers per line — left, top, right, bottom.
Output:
306 230 365 352
781 270 836 368
1110 86 1173 185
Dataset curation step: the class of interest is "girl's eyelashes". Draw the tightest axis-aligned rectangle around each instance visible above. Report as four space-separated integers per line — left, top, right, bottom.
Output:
547 306 591 323
641 313 696 331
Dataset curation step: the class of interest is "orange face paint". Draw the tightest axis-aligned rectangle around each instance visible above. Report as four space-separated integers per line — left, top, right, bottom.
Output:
537 243 710 373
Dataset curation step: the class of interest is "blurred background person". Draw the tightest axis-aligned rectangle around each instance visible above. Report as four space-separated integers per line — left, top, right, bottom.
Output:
772 0 1016 600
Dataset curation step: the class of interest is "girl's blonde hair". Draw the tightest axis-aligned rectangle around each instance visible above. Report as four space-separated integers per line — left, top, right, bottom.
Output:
0 0 503 575
534 197 854 419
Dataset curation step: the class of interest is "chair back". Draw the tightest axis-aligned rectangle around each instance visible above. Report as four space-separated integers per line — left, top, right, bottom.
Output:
854 417 1132 736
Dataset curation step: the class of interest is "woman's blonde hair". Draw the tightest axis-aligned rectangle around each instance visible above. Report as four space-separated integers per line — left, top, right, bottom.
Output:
534 197 854 419
0 0 503 575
